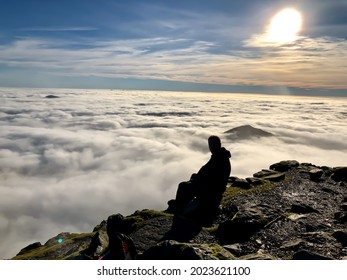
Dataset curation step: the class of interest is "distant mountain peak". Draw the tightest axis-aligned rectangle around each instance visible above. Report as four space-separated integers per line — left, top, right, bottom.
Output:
224 125 273 140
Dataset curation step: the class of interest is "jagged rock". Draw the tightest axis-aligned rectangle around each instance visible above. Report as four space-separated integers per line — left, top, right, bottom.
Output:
332 167 347 182
322 187 339 194
216 208 269 244
262 173 286 182
93 220 107 232
293 250 334 260
334 212 347 223
130 216 174 253
332 230 347 246
246 177 263 185
141 240 236 260
16 242 42 256
270 160 299 172
309 168 324 181
304 221 332 232
340 203 347 211
239 251 276 260
223 244 243 257
290 203 319 214
280 239 306 250
232 178 251 189
302 231 335 244
228 176 237 183
253 169 279 178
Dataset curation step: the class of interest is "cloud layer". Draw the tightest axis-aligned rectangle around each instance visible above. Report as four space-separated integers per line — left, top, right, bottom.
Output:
0 88 347 258
1 32 347 90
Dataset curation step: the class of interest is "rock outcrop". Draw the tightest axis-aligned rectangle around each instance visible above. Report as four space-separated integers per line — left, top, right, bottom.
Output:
12 160 347 260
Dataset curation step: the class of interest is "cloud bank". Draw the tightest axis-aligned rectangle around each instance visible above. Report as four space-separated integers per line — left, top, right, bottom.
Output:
0 88 346 259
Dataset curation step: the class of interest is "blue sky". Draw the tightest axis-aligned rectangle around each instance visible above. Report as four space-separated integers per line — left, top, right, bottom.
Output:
1 0 347 95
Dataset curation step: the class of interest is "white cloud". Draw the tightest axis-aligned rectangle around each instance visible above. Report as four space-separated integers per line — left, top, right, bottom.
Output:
0 88 346 259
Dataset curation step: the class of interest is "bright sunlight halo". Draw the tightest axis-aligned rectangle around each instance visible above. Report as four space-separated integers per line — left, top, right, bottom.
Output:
266 8 302 43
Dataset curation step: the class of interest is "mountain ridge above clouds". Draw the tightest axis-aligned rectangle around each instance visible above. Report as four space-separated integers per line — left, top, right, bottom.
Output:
11 160 347 260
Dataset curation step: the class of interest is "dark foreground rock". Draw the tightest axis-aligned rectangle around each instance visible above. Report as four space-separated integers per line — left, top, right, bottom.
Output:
12 161 347 260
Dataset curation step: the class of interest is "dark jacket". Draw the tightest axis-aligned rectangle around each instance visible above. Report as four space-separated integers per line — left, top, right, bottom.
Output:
194 147 231 199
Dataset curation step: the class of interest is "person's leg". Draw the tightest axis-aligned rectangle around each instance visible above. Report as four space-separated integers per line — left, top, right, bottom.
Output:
168 181 196 213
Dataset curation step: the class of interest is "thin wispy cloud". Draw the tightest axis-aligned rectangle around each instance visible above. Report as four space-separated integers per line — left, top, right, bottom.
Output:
1 33 347 89
18 27 99 32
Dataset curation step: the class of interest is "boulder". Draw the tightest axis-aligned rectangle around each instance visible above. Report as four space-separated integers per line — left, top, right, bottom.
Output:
309 168 324 181
270 160 299 172
232 178 251 189
130 216 174 253
332 167 347 182
253 169 279 178
216 208 269 244
262 173 286 182
246 177 263 185
332 230 347 246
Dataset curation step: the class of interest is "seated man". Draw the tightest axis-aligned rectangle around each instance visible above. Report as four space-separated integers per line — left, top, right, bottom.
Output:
168 136 231 221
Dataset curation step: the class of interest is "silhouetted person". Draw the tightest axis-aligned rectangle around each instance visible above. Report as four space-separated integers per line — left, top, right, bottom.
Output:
168 136 231 222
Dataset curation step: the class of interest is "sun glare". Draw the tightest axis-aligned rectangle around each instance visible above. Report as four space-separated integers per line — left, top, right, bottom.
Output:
266 8 302 43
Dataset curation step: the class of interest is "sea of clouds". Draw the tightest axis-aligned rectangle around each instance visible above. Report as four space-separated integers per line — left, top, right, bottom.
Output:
0 87 346 259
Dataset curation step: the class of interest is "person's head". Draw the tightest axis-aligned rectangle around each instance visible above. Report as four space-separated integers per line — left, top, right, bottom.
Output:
208 135 221 154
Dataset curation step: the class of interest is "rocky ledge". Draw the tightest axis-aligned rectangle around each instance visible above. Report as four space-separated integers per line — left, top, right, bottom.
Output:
12 160 347 260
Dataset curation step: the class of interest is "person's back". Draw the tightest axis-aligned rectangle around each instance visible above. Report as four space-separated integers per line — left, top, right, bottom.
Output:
194 136 231 214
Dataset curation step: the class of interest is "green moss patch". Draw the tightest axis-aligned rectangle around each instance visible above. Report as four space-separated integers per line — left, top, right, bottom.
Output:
12 232 95 260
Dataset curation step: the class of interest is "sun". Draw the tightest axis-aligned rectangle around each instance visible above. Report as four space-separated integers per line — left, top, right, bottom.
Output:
266 8 302 43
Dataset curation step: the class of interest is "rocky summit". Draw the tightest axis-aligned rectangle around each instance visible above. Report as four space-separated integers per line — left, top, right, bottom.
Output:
12 160 347 260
